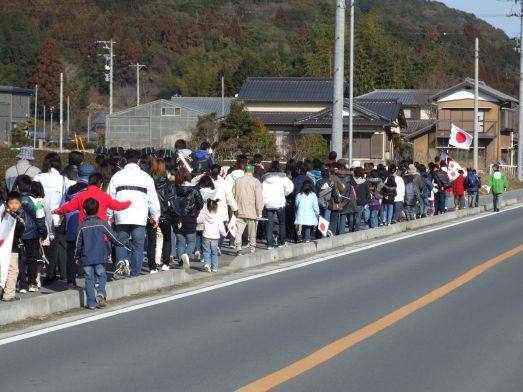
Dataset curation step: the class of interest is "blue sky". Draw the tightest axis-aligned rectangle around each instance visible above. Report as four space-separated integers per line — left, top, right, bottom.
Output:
439 0 520 37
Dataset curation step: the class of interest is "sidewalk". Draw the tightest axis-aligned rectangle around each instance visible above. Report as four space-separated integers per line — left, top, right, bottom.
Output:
1 190 522 326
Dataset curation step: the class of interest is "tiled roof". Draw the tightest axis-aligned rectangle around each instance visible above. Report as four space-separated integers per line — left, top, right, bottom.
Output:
238 77 346 102
249 112 316 126
0 85 32 94
404 119 436 134
170 97 233 117
357 89 440 107
295 99 402 128
431 78 518 103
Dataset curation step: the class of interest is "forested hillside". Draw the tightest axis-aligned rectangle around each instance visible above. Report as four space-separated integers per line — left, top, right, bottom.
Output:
0 0 518 128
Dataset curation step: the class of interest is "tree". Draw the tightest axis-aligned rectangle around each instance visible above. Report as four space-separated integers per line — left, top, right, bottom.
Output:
242 118 277 159
190 113 221 148
291 134 329 161
31 39 66 108
222 100 253 140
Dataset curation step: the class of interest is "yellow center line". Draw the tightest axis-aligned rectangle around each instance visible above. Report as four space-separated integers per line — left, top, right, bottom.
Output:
236 243 523 392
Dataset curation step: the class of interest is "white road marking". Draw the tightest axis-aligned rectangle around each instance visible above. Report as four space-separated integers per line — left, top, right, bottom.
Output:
1 205 521 346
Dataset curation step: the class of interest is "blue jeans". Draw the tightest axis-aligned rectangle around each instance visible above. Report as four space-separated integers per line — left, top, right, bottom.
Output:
266 207 286 246
420 196 429 216
115 224 146 277
380 204 394 224
319 207 331 237
84 264 107 308
369 209 379 228
338 213 349 235
363 205 370 225
195 231 202 254
393 201 404 222
405 205 417 220
202 238 220 271
302 225 314 241
351 205 364 232
170 227 177 258
435 191 447 215
176 232 196 260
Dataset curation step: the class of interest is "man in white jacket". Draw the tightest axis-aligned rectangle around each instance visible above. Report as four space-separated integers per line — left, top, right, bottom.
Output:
108 150 160 277
261 161 294 248
391 165 405 223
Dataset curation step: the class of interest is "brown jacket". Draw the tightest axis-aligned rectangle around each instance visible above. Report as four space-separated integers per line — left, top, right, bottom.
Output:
233 172 264 219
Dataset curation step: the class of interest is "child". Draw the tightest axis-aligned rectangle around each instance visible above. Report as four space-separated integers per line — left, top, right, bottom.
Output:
1 192 26 302
295 181 320 243
15 174 47 293
75 198 128 309
368 183 382 228
198 199 226 273
30 181 47 289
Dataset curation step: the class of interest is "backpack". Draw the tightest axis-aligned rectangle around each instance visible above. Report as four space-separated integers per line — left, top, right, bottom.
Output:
317 180 333 209
164 185 185 219
465 174 479 190
405 182 420 206
369 194 381 211
191 153 210 175
422 176 433 198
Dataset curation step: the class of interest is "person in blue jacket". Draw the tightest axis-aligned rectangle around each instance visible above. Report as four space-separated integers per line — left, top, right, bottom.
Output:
295 181 320 242
75 198 129 309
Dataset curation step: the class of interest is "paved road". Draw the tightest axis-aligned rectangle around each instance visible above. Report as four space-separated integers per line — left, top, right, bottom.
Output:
1 206 523 392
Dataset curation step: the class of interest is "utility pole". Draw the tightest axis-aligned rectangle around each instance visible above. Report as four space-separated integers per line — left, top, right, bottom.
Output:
97 40 115 114
67 96 70 135
518 0 523 181
222 76 225 117
34 84 38 148
43 104 46 138
59 72 64 153
473 37 479 171
348 0 355 165
87 114 91 143
129 63 146 106
332 0 346 158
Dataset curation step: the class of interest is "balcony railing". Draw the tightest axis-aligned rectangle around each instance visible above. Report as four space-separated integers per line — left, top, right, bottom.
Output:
437 120 497 135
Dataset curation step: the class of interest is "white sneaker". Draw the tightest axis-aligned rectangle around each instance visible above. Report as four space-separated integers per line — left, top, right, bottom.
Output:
150 270 158 274
211 269 218 273
19 289 27 294
161 264 170 271
28 285 38 292
123 259 131 277
202 265 211 273
278 242 288 248
194 251 201 261
114 260 126 277
181 254 190 272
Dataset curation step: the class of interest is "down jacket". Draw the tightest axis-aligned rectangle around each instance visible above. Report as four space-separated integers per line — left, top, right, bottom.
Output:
261 172 294 209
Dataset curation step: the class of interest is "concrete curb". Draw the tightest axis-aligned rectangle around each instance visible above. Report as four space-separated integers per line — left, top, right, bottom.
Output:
1 196 520 326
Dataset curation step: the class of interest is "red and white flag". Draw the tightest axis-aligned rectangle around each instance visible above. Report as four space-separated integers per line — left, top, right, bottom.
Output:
449 124 473 150
446 159 466 182
227 215 237 238
0 206 16 288
318 216 330 237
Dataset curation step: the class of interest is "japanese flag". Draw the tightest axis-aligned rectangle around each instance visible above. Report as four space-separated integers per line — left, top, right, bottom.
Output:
0 206 16 288
449 124 473 150
447 160 466 181
318 216 330 237
227 215 237 238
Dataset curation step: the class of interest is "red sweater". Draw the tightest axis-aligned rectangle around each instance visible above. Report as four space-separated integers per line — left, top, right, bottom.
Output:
53 185 131 222
452 175 465 196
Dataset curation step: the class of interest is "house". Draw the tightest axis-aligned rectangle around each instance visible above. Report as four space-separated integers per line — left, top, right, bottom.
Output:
0 85 32 144
105 97 232 148
404 78 518 169
237 77 405 162
357 89 440 135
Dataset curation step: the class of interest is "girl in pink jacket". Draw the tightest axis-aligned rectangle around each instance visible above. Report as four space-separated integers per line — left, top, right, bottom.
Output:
197 199 227 272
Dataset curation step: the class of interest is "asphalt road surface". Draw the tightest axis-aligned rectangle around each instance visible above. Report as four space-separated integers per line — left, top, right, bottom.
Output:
2 206 523 392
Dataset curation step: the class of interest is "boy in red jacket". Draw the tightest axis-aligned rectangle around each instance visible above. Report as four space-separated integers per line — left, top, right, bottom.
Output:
452 170 466 210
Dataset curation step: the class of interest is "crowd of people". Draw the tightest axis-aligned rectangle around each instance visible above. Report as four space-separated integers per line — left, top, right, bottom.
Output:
0 142 510 308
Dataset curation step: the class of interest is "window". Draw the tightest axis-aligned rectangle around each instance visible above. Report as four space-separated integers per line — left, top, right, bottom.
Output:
403 108 412 119
161 107 181 116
